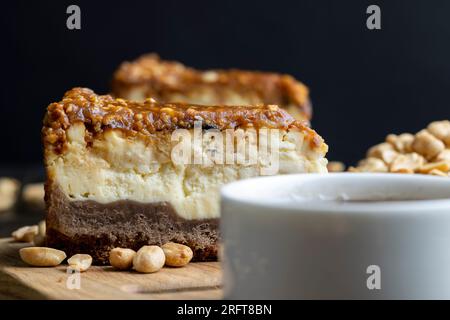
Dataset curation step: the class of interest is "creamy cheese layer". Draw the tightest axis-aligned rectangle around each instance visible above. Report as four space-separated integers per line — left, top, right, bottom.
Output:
45 123 327 220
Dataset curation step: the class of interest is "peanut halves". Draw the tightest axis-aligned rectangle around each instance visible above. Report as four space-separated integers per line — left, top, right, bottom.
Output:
109 248 136 270
162 242 193 267
12 225 38 243
33 220 46 246
412 130 445 160
67 254 92 272
133 246 165 273
19 247 66 267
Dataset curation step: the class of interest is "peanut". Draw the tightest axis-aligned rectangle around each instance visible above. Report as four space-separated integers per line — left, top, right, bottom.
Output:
390 153 425 173
133 246 165 273
429 169 448 177
412 130 445 160
427 120 450 145
367 142 398 164
19 247 66 267
367 142 393 156
0 178 20 212
386 133 414 153
419 161 450 174
435 149 450 162
381 149 399 165
33 220 46 246
67 254 92 272
349 157 388 173
162 242 193 267
22 183 45 210
12 225 38 242
38 220 46 236
109 248 136 270
327 161 345 172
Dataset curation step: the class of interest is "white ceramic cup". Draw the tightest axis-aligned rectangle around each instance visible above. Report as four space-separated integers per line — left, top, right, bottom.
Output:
220 173 450 299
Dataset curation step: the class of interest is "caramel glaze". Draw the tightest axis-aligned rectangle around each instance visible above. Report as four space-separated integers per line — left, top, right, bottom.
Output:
42 88 325 154
112 54 312 120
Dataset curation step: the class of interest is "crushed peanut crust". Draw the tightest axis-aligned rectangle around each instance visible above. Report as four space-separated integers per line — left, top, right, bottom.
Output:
112 54 312 120
42 88 325 154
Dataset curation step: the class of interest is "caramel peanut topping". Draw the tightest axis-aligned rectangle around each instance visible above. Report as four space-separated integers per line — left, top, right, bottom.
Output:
112 54 311 120
42 88 325 154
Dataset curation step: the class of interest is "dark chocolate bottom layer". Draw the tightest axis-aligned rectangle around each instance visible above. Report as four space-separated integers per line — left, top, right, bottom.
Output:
45 186 219 265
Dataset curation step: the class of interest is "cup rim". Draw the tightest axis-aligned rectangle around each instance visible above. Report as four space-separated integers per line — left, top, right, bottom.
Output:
220 173 450 214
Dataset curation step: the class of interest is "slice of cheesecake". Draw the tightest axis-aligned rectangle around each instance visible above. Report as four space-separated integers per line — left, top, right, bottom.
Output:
42 88 328 264
112 54 312 122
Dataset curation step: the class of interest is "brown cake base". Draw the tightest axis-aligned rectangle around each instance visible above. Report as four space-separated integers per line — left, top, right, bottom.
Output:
45 187 219 265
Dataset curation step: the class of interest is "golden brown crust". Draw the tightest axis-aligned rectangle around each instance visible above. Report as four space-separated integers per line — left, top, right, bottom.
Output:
42 88 324 154
112 54 312 120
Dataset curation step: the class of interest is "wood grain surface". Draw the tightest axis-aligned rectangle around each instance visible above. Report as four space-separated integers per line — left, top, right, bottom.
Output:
0 238 223 300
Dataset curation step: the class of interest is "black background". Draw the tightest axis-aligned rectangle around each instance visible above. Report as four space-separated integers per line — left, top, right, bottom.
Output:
1 0 450 169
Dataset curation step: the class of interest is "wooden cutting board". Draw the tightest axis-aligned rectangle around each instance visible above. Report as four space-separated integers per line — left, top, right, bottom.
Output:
0 238 223 299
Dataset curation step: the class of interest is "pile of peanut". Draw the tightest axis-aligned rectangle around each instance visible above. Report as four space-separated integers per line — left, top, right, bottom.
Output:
0 178 20 212
349 120 450 176
0 180 45 213
12 222 193 273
